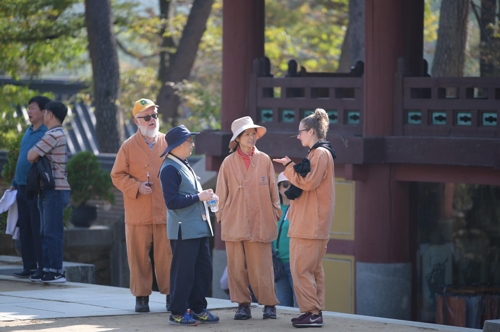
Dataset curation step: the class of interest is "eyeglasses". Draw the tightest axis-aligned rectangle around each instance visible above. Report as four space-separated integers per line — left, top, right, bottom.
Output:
298 128 309 136
184 138 193 144
137 113 158 121
280 181 290 189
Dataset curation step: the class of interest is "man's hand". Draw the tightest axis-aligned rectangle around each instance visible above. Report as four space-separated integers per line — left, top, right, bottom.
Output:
138 182 153 195
8 186 15 191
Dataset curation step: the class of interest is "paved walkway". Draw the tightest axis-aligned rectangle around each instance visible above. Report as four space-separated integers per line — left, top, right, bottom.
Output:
0 275 481 332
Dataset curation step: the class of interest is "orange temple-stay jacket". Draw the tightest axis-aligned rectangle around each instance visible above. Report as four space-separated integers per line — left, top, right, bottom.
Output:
215 147 281 243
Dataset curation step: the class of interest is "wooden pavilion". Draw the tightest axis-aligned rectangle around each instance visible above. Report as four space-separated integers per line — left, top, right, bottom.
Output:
196 0 500 326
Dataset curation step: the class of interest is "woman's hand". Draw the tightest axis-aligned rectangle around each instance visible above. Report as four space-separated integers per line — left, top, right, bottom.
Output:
198 189 215 201
273 157 291 166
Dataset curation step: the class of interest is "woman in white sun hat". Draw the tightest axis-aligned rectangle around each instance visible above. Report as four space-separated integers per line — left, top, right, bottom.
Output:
215 116 281 321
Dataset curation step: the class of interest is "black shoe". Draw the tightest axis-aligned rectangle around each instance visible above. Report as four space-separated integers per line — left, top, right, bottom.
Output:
12 270 36 278
135 296 150 312
30 270 44 282
166 294 171 311
292 312 323 328
41 272 66 283
234 304 251 320
263 305 276 319
291 312 309 323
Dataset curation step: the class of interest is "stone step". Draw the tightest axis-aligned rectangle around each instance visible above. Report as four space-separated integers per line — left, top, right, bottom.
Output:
0 255 95 284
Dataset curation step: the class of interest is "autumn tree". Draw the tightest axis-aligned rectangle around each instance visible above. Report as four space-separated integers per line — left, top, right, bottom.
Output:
338 0 364 72
265 0 349 75
471 0 500 77
0 0 84 148
85 0 123 153
432 0 470 77
156 0 215 126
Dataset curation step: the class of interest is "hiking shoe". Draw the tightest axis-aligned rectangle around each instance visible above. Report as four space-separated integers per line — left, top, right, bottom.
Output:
169 310 198 326
292 312 323 328
192 308 220 324
12 270 36 278
135 296 150 312
291 311 321 323
234 304 251 320
263 305 276 319
41 272 66 283
30 270 44 282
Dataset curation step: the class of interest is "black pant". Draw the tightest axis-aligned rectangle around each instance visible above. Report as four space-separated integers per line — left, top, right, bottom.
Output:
169 235 212 315
17 185 43 271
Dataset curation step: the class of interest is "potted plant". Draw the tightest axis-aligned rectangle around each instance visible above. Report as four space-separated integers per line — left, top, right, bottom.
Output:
66 151 115 227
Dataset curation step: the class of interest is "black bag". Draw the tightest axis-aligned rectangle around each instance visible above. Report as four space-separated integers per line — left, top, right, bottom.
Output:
284 158 311 200
26 156 55 199
284 184 303 200
272 250 284 282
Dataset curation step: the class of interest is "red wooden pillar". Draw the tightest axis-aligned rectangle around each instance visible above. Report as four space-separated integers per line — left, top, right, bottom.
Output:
211 0 265 299
355 0 421 320
221 0 265 131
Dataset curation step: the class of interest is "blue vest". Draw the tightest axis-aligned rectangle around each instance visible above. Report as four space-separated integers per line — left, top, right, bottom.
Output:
160 156 212 240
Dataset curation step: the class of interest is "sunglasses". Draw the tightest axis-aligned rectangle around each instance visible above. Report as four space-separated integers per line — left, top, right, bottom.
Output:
137 113 158 121
280 181 290 189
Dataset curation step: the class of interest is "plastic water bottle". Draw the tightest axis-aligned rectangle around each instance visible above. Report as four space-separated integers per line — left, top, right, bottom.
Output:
208 199 218 212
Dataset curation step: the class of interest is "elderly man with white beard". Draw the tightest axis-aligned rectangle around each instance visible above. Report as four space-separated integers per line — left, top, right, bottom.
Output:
111 98 172 313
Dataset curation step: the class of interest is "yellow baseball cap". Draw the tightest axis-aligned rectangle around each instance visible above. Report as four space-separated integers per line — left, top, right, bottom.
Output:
133 98 158 117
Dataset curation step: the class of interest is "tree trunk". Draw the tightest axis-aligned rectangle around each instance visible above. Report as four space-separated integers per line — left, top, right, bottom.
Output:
349 0 365 66
479 0 499 77
156 0 214 126
338 0 365 72
157 0 176 83
431 0 470 77
84 0 123 153
337 23 351 72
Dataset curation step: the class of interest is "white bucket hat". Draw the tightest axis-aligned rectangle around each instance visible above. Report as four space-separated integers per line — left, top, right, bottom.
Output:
229 116 266 150
277 172 288 184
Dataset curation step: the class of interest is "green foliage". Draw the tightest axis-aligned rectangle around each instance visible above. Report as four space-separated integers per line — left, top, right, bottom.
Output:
0 0 87 78
176 80 221 132
63 206 72 228
1 132 24 184
0 0 83 143
265 0 349 76
0 214 6 233
424 0 439 46
0 132 22 233
0 87 53 150
119 67 161 120
112 0 223 131
66 151 115 207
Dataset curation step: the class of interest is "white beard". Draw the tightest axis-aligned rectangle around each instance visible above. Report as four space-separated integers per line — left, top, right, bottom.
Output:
138 121 159 138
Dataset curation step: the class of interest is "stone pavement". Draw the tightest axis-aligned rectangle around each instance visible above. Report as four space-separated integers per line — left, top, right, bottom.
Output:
0 275 481 332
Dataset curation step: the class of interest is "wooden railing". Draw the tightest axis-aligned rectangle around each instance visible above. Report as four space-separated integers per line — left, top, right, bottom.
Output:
249 57 499 140
394 58 500 138
249 58 364 136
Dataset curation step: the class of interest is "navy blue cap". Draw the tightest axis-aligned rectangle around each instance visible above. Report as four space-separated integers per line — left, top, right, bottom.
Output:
160 125 200 157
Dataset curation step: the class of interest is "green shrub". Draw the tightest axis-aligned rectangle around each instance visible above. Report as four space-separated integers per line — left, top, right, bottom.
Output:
66 151 115 207
0 132 23 233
